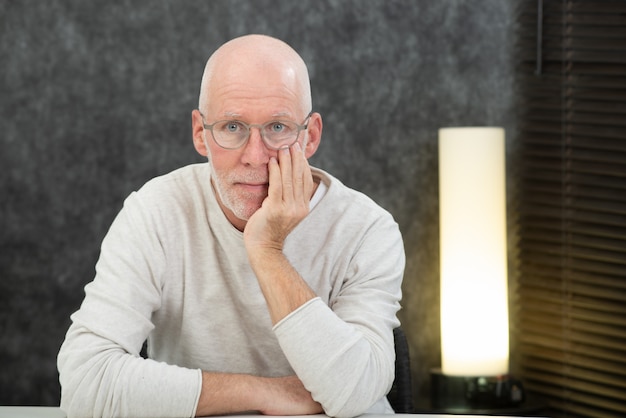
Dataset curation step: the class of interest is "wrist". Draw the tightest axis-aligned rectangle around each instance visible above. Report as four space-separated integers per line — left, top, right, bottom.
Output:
246 245 285 267
196 372 265 416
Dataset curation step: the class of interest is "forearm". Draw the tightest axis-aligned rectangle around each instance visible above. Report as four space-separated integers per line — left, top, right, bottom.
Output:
196 372 322 417
195 372 260 416
247 247 317 325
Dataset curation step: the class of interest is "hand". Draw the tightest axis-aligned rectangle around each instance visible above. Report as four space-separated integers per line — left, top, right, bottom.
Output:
243 142 314 253
258 375 323 416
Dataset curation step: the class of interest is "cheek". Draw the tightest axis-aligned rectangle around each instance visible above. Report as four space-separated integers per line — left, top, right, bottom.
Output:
207 146 238 170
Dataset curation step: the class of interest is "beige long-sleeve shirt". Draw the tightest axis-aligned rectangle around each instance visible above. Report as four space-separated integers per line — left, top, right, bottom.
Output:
58 163 404 418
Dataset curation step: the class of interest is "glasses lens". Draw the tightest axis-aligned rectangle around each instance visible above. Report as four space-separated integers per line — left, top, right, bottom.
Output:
212 121 248 149
262 121 299 149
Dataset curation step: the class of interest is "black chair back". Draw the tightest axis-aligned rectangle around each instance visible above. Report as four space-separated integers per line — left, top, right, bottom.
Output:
387 327 414 413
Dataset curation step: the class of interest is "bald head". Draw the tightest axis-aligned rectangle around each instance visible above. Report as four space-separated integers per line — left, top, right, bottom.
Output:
198 35 312 117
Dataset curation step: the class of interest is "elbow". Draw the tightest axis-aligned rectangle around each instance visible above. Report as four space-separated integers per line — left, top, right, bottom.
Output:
60 391 89 418
323 405 368 418
58 339 116 418
58 358 99 418
310 339 396 417
59 377 97 418
321 394 387 418
58 353 82 418
318 366 394 418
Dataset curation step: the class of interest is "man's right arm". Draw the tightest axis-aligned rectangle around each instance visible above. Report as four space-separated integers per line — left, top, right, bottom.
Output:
58 322 321 418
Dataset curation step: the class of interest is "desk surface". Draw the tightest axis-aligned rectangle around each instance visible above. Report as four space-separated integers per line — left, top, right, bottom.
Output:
0 408 64 418
0 407 539 418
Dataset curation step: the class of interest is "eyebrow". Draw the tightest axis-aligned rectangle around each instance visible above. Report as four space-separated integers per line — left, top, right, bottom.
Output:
221 111 294 120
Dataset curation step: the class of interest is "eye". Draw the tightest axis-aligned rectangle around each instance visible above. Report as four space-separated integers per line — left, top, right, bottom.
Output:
224 121 244 133
269 122 285 133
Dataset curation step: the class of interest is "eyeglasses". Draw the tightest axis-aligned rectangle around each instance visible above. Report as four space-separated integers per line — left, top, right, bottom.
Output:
201 111 313 150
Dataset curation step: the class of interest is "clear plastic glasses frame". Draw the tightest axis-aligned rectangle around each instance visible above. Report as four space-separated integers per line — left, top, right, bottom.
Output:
201 111 313 150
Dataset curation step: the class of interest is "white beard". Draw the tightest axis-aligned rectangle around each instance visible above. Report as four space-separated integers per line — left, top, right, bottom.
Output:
209 162 267 222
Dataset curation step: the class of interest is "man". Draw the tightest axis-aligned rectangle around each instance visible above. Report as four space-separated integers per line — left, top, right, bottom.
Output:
58 34 405 418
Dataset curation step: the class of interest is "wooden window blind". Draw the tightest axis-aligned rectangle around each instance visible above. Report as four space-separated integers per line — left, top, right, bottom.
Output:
514 1 626 417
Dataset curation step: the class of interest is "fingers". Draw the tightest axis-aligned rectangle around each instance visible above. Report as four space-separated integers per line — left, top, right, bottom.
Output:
246 143 311 249
267 155 282 205
276 142 312 206
290 143 306 204
277 146 293 202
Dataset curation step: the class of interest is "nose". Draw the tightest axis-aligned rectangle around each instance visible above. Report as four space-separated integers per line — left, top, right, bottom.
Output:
240 126 274 166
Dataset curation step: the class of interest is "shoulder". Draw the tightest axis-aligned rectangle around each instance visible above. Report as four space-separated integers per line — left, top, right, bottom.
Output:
311 167 395 223
306 167 401 246
128 163 208 206
119 163 211 227
136 163 209 198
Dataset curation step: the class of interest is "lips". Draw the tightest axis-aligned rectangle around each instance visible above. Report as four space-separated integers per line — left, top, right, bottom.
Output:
236 182 269 194
225 171 269 195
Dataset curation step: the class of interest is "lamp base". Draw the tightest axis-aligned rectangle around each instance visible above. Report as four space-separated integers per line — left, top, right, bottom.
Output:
430 368 525 410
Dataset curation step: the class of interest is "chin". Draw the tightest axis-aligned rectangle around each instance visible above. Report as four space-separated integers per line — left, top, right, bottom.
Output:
230 201 264 222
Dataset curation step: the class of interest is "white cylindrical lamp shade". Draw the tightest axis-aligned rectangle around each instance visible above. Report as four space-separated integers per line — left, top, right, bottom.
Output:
438 127 509 376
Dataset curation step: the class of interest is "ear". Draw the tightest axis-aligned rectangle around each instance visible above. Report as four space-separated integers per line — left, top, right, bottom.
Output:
303 112 322 159
191 109 209 157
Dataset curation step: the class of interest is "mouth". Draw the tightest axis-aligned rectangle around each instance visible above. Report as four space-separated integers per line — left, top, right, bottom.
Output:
236 182 269 193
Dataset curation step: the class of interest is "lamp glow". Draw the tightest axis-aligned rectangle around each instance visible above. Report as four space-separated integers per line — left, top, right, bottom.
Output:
438 127 509 377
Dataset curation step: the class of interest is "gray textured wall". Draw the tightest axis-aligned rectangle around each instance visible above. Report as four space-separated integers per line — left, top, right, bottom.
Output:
0 0 517 407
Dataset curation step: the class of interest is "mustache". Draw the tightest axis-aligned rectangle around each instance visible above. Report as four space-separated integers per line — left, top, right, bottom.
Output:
231 173 268 184
216 169 269 185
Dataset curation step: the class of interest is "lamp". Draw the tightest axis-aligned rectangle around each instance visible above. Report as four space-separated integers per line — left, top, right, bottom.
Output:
431 127 524 410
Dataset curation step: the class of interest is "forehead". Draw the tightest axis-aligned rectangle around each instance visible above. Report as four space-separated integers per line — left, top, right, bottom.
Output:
206 67 304 119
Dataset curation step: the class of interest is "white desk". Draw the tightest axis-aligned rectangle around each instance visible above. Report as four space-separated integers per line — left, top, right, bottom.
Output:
0 408 64 418
0 408 536 418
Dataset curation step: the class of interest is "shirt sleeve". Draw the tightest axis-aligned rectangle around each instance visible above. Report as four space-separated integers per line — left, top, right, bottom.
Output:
57 191 202 418
273 212 405 418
